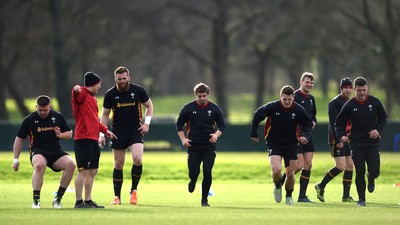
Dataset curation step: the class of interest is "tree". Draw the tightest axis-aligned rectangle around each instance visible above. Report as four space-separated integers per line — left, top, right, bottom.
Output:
340 0 400 116
0 0 32 120
165 0 235 117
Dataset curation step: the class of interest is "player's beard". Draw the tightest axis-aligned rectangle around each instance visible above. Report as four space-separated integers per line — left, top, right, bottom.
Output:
117 82 129 92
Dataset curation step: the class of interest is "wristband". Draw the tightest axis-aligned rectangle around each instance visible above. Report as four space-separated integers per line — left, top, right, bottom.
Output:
99 132 105 137
144 116 152 125
13 159 19 163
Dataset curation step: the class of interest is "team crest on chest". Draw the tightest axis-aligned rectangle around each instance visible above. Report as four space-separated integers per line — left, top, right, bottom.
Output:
291 113 296 119
51 117 56 123
130 93 135 99
368 104 373 111
207 110 212 116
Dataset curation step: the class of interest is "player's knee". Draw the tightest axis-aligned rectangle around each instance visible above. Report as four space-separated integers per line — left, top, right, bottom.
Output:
133 158 142 166
34 163 46 173
336 164 346 171
114 162 124 169
68 161 76 172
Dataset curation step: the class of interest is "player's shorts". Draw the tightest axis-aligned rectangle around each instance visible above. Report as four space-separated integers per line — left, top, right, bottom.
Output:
30 147 68 172
331 142 351 157
110 131 143 150
267 144 298 168
74 139 100 170
297 141 315 154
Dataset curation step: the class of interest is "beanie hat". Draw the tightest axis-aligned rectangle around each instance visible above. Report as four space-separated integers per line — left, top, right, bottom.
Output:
84 72 101 87
340 77 352 89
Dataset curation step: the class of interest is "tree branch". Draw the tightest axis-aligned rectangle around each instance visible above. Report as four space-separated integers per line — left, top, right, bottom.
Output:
169 24 214 67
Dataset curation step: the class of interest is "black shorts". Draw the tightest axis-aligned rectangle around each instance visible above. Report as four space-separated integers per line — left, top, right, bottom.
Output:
297 141 315 154
74 139 100 170
267 144 298 168
30 148 68 172
331 143 351 157
110 131 143 149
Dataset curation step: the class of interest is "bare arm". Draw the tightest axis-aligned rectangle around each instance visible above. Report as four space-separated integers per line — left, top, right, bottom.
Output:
139 98 154 135
54 126 72 139
12 137 25 171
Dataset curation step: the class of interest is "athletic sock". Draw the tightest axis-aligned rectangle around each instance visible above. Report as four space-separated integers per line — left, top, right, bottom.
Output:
299 169 311 198
342 170 353 198
320 167 342 188
56 186 66 200
274 181 282 189
33 190 40 202
280 173 286 186
285 188 294 198
131 164 142 191
113 169 123 198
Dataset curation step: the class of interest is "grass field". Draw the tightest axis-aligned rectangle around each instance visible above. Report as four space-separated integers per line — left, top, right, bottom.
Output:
1 151 400 225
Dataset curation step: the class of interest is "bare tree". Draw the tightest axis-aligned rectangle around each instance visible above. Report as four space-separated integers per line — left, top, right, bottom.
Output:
165 0 235 117
0 0 32 120
340 0 400 116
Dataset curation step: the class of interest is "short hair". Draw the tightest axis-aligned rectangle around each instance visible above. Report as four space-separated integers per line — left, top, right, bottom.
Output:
36 95 51 107
280 85 295 96
114 66 130 75
300 72 314 82
193 82 210 94
354 77 367 87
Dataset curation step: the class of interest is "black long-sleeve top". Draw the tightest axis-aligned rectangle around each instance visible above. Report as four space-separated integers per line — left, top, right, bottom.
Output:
295 90 317 125
176 100 225 146
335 95 387 144
328 94 349 145
250 100 313 147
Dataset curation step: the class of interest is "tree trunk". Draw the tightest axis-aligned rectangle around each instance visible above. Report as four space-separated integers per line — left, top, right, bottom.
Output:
255 54 267 109
211 0 229 118
50 0 72 119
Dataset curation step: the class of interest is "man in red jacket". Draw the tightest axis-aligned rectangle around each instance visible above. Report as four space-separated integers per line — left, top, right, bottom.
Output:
71 72 117 208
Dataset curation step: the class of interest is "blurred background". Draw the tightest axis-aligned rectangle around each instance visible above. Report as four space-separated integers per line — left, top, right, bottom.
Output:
1 0 400 151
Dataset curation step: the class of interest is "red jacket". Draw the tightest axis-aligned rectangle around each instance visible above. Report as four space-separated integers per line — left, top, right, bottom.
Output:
71 86 108 141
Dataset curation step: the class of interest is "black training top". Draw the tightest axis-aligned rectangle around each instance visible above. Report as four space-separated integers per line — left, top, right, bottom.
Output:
176 100 225 146
328 94 349 145
250 100 313 147
103 83 150 132
16 110 71 152
295 89 317 124
335 95 387 144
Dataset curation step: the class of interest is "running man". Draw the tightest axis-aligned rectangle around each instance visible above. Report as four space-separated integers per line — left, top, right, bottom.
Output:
176 82 225 207
250 85 313 205
335 77 387 207
315 77 354 202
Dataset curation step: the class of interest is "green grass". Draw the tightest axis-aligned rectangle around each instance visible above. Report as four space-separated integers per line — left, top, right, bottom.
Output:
1 151 400 225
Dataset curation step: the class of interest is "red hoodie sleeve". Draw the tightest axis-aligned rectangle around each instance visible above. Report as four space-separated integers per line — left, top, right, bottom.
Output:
99 123 108 134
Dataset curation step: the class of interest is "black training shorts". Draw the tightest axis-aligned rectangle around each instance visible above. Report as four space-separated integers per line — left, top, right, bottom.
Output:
110 131 143 149
30 147 68 172
331 142 351 157
74 139 100 170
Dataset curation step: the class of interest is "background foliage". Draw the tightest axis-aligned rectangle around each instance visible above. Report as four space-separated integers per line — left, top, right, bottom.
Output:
1 0 400 121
